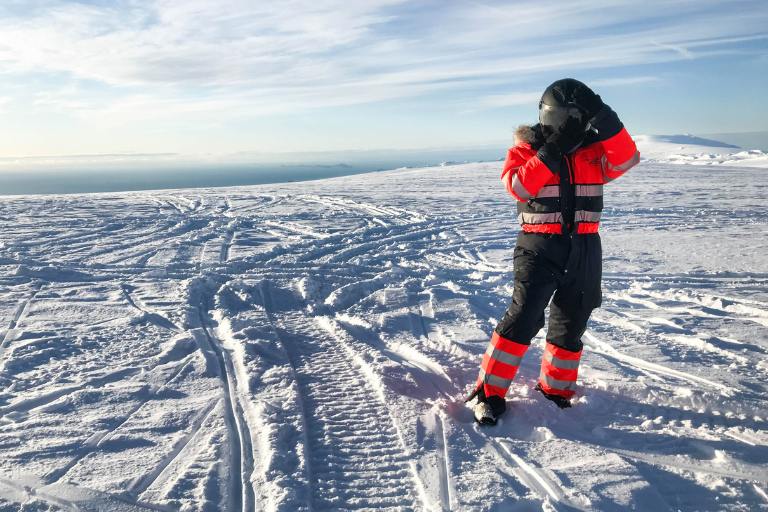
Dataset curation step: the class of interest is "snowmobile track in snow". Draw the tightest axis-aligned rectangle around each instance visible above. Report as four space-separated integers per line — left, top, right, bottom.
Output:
259 282 422 511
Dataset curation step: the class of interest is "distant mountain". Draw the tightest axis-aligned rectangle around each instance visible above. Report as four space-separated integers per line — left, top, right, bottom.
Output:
635 134 740 148
635 134 768 168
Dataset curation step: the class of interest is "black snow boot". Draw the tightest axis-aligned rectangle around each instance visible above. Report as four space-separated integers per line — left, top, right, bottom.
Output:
535 383 572 409
468 387 507 425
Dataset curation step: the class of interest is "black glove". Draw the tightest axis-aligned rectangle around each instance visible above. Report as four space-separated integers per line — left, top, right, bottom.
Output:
537 139 562 173
572 84 604 119
537 124 584 172
572 83 624 141
529 123 547 150
551 118 585 151
589 105 624 141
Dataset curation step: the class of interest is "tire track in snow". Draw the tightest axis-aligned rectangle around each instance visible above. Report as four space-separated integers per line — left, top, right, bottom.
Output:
260 282 422 510
196 297 255 512
316 316 434 508
256 281 315 511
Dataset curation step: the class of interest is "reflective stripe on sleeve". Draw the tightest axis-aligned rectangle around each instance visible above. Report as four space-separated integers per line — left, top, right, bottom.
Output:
612 151 641 172
511 175 533 200
602 151 640 182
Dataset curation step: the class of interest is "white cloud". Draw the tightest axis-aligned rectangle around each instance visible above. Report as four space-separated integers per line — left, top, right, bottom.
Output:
476 91 541 108
0 0 765 146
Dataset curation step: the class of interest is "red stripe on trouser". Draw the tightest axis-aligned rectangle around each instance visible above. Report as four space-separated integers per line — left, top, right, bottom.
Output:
576 222 600 234
522 223 562 234
524 223 602 235
538 342 581 398
476 332 529 398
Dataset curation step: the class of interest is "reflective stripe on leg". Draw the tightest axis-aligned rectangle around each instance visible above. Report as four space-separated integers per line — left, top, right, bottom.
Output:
538 374 577 397
538 341 582 398
478 369 513 391
543 350 580 369
476 333 530 398
540 358 578 381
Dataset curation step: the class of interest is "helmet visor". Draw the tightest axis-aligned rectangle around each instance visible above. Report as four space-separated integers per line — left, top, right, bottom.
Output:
539 102 584 131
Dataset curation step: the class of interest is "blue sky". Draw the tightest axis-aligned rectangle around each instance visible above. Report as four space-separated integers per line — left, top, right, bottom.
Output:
0 0 766 161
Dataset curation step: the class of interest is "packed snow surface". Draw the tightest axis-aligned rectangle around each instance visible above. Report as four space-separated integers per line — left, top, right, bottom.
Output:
0 150 766 511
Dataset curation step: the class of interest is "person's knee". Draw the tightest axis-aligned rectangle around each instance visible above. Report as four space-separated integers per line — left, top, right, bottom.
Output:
546 309 591 351
545 334 584 353
495 303 545 343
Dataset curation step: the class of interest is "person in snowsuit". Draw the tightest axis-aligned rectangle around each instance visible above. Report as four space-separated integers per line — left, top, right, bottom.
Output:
467 78 640 424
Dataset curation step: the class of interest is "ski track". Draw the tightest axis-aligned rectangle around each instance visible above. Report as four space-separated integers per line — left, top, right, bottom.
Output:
489 438 580 511
0 282 43 360
0 161 766 510
129 398 221 498
433 412 454 511
197 294 256 512
43 354 196 485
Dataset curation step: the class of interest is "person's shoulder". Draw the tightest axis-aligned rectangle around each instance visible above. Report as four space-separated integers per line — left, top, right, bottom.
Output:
508 143 537 160
509 124 540 159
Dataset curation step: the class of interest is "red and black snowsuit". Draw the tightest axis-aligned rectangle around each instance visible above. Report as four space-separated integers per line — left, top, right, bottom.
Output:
474 121 639 400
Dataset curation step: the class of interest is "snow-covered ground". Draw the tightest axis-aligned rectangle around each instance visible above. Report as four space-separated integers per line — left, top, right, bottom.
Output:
636 134 768 168
0 141 766 511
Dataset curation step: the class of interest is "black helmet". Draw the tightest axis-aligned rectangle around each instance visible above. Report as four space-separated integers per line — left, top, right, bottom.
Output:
539 78 588 133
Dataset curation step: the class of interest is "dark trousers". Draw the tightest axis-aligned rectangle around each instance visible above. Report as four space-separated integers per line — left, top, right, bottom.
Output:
495 232 602 352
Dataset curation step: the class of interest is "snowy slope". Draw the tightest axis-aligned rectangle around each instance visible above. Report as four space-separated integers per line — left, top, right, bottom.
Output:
636 134 768 168
0 147 767 511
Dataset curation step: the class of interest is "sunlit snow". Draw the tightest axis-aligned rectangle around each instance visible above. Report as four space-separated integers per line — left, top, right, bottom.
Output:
0 139 766 511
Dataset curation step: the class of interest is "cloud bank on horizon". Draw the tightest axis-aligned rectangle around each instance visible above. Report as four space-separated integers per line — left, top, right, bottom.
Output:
0 0 766 158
